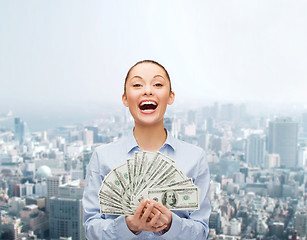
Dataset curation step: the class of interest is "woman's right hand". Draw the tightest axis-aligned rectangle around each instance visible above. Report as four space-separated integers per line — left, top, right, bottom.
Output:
125 199 168 233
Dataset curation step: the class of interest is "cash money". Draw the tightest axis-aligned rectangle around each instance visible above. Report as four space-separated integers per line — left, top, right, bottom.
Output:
98 151 200 215
146 186 200 211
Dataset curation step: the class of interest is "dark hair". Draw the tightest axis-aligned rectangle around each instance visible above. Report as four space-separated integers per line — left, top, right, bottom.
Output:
124 60 172 94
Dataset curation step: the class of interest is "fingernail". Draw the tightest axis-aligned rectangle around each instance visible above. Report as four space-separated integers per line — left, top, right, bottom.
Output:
150 203 154 207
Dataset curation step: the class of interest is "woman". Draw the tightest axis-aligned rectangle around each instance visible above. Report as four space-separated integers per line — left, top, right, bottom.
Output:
82 60 211 239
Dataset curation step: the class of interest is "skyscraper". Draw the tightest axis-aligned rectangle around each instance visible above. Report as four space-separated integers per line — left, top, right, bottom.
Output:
47 176 61 198
209 211 222 234
14 118 25 144
294 208 307 238
302 112 307 137
164 117 173 134
82 151 92 180
49 180 85 240
246 134 266 167
268 118 298 168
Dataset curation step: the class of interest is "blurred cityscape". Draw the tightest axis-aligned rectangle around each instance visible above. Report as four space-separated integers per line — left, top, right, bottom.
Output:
0 102 306 240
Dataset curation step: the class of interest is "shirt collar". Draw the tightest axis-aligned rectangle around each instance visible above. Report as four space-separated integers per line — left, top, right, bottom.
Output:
126 128 176 154
126 129 140 154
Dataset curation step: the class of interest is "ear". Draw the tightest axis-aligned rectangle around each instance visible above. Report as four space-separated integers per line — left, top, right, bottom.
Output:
122 93 129 107
167 91 175 105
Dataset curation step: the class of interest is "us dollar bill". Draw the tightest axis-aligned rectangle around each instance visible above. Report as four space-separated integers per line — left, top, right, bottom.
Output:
98 151 199 215
165 178 194 188
151 165 187 188
147 186 200 211
134 152 160 194
137 158 173 194
99 200 133 215
135 151 158 189
126 158 134 193
113 162 129 189
102 170 125 197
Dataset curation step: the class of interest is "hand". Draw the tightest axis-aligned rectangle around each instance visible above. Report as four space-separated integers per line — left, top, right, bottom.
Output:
150 200 173 231
125 199 168 233
142 201 167 228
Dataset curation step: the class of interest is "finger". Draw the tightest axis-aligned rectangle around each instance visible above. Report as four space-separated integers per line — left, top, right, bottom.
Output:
151 206 162 215
156 213 168 224
148 199 165 212
150 209 168 225
154 201 170 214
146 212 155 221
140 202 154 222
152 203 172 226
143 205 162 220
151 224 168 232
147 210 161 227
141 212 156 221
153 220 165 227
148 205 168 223
134 199 149 218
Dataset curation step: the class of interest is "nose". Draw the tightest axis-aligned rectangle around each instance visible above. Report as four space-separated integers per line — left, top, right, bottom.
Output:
144 85 152 96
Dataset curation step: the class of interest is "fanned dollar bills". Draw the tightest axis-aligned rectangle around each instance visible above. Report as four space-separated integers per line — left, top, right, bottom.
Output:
98 151 200 215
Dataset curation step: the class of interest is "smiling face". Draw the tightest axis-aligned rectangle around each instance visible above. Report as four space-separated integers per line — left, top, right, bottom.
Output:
122 62 175 127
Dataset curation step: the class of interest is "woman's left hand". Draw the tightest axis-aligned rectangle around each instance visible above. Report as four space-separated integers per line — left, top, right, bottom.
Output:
146 200 173 231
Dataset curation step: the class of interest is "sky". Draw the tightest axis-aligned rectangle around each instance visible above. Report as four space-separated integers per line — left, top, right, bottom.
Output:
1 0 307 118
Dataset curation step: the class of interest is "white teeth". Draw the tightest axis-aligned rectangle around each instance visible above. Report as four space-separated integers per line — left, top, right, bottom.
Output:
140 101 157 106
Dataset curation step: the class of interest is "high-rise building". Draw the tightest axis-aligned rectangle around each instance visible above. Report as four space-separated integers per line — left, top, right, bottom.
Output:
220 104 235 122
82 151 92 179
246 134 266 167
269 222 284 238
81 129 94 146
85 126 99 143
302 112 307 137
188 110 196 124
297 146 307 168
209 211 222 234
14 118 25 144
164 117 173 134
268 118 298 168
223 218 242 236
206 117 215 134
198 133 210 151
49 180 85 240
47 176 62 198
264 154 280 169
294 209 307 238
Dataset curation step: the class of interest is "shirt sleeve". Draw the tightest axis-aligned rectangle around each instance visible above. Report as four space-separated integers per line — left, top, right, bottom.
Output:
82 150 137 240
160 150 211 240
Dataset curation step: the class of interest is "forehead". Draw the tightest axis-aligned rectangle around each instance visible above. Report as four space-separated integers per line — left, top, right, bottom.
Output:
128 62 168 80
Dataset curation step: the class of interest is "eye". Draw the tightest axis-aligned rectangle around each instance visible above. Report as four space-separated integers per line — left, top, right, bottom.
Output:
154 83 163 87
133 83 142 87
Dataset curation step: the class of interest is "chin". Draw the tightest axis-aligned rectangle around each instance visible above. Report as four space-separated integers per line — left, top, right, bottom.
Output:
135 118 164 127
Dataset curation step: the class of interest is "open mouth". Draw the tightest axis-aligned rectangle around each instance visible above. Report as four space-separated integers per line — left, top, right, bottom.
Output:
139 101 158 111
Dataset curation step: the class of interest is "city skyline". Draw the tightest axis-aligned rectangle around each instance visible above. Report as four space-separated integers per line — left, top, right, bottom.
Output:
1 103 306 239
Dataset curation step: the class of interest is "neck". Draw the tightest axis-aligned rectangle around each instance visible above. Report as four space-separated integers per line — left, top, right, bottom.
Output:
133 122 167 152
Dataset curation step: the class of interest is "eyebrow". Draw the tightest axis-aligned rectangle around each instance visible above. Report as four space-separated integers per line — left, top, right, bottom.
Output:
153 75 166 80
130 75 166 80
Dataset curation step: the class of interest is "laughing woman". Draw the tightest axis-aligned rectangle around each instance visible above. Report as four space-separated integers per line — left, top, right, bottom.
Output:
82 60 211 239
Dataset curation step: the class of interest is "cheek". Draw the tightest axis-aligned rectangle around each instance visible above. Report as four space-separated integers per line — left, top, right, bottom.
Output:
125 92 138 105
159 92 172 104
